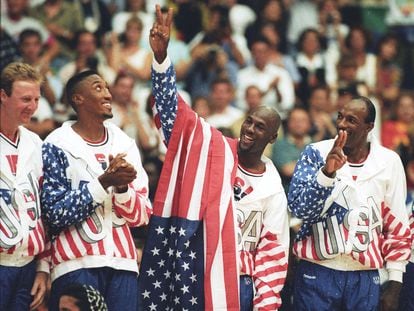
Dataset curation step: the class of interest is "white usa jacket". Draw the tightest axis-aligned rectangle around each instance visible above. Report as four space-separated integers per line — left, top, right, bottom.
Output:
288 136 411 282
0 126 48 271
42 121 152 281
236 157 290 310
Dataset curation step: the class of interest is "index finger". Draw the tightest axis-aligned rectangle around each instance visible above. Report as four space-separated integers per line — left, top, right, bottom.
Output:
334 130 347 149
155 4 163 25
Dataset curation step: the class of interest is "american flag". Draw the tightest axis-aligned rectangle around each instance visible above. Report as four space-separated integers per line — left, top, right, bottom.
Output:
138 90 240 310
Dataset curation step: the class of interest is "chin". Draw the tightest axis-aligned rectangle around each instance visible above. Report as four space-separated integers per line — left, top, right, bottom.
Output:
103 113 113 120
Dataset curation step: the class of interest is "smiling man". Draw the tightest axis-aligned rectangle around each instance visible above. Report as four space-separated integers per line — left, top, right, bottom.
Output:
288 97 411 311
138 5 289 311
41 70 152 310
0 62 49 311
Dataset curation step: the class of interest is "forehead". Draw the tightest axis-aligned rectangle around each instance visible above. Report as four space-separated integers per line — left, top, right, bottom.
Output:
249 107 274 124
82 74 105 86
340 100 368 119
75 74 105 93
11 80 41 94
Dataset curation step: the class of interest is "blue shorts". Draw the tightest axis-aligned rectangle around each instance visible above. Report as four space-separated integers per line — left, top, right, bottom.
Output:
0 260 37 310
399 261 414 311
293 260 380 311
240 275 253 311
49 267 138 311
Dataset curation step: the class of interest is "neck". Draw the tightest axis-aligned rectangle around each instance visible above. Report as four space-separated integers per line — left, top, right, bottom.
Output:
344 142 370 163
72 118 106 142
238 153 264 173
0 111 19 140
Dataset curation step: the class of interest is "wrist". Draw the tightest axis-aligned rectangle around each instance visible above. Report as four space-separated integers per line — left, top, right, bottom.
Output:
154 52 167 64
322 166 336 178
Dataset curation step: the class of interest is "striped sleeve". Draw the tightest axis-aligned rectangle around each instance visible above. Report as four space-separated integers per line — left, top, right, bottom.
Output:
253 192 289 310
381 156 411 282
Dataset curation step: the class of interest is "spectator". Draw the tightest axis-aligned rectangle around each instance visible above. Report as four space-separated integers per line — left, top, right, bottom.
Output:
108 72 153 153
0 27 19 72
206 77 243 129
237 36 295 119
74 0 112 42
308 85 337 142
189 4 250 68
381 92 414 151
106 16 151 87
59 30 116 85
29 0 83 63
295 28 327 105
1 0 59 68
246 0 289 52
343 26 377 93
272 107 312 192
186 43 238 99
375 33 403 114
192 95 211 119
111 0 154 47
259 21 301 87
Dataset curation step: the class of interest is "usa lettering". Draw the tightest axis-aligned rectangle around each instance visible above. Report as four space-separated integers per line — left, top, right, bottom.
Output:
312 197 381 259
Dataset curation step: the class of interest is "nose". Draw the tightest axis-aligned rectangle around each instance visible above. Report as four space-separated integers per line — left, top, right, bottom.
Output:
104 88 112 100
245 122 255 133
337 118 347 130
29 98 39 111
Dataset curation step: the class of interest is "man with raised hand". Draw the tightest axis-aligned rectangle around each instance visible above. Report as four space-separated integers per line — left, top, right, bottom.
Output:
138 5 289 311
288 97 411 311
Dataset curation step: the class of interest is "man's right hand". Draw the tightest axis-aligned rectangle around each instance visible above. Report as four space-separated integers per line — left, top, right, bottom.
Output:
99 153 137 190
322 130 347 178
149 5 173 64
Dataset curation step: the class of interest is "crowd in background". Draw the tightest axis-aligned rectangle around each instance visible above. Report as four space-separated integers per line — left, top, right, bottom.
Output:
1 0 413 309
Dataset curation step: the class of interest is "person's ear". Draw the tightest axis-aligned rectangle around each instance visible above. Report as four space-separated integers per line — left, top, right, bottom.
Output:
0 89 8 104
72 94 83 106
366 122 374 133
269 132 278 144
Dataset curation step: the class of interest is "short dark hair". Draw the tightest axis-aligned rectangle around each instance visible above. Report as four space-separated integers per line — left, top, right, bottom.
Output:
353 96 376 123
65 70 98 111
59 283 108 311
18 28 41 44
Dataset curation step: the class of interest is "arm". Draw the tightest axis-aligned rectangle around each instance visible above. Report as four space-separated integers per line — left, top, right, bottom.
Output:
253 192 290 310
150 5 177 146
41 143 107 235
380 155 412 311
112 145 152 227
288 144 335 221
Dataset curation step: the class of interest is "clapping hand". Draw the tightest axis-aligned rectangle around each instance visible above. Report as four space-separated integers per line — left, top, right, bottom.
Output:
99 153 137 192
149 4 173 63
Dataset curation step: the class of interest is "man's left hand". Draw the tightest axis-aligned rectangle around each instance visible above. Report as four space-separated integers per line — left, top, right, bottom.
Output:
30 271 49 310
380 280 402 311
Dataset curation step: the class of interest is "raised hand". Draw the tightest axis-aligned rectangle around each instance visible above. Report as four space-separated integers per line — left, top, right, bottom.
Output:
149 4 173 63
322 130 347 177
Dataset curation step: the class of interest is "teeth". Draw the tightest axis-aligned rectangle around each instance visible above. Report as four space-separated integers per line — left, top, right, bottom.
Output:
103 103 111 108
